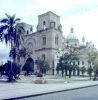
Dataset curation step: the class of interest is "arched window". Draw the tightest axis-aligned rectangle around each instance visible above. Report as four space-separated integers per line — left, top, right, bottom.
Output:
30 27 33 31
27 30 29 34
50 22 55 28
27 42 33 54
43 21 46 30
43 37 46 45
55 35 59 45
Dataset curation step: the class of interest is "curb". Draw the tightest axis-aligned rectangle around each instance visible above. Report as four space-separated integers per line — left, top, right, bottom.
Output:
5 84 98 100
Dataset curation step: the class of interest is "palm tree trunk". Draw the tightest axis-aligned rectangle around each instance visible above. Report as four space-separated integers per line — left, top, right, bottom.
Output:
61 70 64 77
69 70 72 78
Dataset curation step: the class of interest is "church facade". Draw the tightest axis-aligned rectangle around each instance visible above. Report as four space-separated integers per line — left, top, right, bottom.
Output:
17 11 63 74
16 11 96 74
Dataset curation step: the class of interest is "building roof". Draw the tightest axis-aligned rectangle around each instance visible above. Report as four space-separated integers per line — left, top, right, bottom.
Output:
67 27 78 40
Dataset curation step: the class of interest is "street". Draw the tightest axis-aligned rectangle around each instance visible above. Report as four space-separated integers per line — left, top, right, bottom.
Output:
19 86 98 100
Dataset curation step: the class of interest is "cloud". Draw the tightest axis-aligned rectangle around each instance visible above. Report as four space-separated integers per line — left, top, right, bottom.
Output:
1 0 98 25
62 8 98 48
0 0 98 51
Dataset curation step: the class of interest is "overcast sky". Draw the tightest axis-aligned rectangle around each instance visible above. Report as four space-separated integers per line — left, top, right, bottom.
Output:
0 0 98 60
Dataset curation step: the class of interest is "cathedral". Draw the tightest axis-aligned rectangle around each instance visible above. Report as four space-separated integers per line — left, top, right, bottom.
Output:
16 11 96 74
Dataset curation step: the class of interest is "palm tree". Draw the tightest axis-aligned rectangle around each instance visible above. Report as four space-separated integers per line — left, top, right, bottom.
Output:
0 13 20 47
0 13 21 63
0 14 21 81
9 47 16 62
19 47 27 58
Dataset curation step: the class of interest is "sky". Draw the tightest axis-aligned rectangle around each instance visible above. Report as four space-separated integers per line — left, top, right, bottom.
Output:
0 0 98 60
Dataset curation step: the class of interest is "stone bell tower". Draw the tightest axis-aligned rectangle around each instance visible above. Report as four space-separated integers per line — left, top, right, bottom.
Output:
37 11 61 31
36 11 63 74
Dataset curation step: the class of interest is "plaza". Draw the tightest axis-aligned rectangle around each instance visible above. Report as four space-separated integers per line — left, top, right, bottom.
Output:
0 75 98 99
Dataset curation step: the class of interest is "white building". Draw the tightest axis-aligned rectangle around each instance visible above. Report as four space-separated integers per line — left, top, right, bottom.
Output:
66 27 96 69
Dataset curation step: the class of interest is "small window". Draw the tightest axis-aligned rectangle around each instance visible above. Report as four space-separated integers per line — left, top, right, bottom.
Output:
50 22 55 28
30 27 33 31
43 21 46 30
27 30 29 34
75 43 77 46
57 36 58 45
55 35 59 45
43 37 46 45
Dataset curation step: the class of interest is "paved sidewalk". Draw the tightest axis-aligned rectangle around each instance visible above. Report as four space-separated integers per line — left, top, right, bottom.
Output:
0 80 98 99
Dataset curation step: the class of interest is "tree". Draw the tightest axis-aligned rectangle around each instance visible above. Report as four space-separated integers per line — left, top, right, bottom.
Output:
9 47 16 62
0 14 21 81
2 61 21 81
75 66 80 76
35 59 50 74
0 14 20 47
56 63 61 75
87 50 98 79
57 56 65 77
93 55 98 80
22 62 33 76
57 46 79 78
22 57 34 76
80 66 86 77
72 65 78 76
0 14 21 61
19 47 27 58
87 66 93 80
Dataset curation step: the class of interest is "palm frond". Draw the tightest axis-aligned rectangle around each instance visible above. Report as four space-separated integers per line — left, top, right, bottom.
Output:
16 25 25 34
5 13 10 19
13 31 16 44
4 34 8 45
0 18 8 23
14 18 21 23
9 17 14 26
11 14 16 25
0 13 22 49
12 14 16 19
9 27 14 34
0 33 4 41
0 25 8 33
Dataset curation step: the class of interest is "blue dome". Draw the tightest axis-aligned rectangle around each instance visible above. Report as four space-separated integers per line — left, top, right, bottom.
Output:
67 27 78 40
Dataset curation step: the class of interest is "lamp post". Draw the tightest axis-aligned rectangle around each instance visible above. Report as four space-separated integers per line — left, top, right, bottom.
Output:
52 60 54 75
